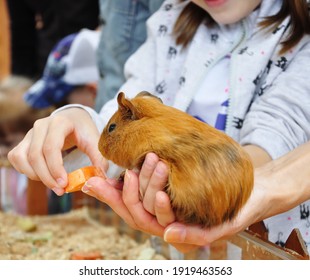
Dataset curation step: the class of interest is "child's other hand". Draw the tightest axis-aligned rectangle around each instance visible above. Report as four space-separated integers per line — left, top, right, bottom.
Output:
8 108 107 195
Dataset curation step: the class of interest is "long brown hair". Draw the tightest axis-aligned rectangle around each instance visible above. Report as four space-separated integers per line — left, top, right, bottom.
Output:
174 0 310 54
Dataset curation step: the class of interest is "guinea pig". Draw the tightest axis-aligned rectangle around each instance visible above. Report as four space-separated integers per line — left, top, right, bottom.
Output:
98 91 254 227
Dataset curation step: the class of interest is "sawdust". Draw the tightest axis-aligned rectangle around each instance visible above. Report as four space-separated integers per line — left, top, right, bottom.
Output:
0 207 166 260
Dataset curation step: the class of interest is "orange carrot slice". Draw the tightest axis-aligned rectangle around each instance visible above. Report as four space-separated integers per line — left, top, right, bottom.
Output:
70 251 102 260
65 166 105 193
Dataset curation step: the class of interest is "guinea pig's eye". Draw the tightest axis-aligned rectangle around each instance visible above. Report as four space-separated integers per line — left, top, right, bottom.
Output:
108 123 116 133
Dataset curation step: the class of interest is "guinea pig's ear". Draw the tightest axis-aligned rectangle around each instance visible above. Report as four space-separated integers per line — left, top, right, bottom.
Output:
136 91 163 103
117 92 139 120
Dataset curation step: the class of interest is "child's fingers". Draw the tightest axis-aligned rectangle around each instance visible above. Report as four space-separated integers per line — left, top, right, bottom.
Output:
142 161 169 215
122 170 164 237
164 221 234 247
154 191 175 227
8 130 39 181
138 153 159 197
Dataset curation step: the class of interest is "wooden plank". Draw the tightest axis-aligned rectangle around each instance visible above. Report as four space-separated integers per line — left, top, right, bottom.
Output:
26 179 48 215
285 228 309 259
0 0 10 80
248 221 269 239
231 230 308 260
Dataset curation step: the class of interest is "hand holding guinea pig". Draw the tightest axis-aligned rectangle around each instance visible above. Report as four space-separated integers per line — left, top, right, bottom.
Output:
98 92 254 227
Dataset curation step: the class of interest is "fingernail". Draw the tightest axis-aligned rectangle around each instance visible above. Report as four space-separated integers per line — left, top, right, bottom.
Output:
56 178 66 188
82 181 92 193
124 169 131 183
123 170 131 190
164 226 186 243
52 187 63 196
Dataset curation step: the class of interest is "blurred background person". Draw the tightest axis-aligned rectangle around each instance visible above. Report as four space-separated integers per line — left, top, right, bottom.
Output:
24 28 100 111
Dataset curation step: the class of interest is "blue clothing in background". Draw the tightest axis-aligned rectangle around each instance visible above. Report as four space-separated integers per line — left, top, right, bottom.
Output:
96 0 164 111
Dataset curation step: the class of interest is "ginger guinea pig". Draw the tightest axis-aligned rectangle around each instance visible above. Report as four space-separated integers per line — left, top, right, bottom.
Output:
98 91 254 227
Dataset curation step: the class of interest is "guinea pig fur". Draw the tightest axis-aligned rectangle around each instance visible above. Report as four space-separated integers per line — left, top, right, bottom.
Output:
98 91 254 227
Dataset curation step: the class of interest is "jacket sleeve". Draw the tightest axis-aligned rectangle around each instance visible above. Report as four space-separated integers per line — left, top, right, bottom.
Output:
240 42 310 159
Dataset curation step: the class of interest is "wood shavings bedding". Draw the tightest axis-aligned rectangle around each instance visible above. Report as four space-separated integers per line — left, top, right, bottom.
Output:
0 207 166 260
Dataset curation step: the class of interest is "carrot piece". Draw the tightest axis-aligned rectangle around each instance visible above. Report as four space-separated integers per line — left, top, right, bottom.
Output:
65 166 105 193
70 251 102 260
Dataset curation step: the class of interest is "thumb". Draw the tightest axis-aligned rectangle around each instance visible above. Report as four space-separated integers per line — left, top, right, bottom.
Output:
164 222 211 246
76 122 109 174
87 143 109 174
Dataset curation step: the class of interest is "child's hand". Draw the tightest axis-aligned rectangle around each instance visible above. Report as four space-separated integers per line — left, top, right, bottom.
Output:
82 167 166 237
8 108 107 195
83 153 198 253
